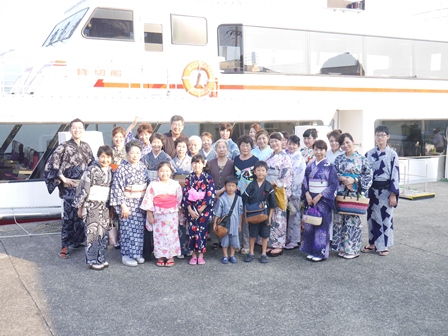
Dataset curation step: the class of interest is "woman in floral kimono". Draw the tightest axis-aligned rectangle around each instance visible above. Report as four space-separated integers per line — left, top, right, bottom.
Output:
332 133 373 259
285 135 306 250
300 140 339 262
300 128 317 165
110 140 149 267
73 146 113 270
264 132 292 257
182 154 215 265
141 162 182 267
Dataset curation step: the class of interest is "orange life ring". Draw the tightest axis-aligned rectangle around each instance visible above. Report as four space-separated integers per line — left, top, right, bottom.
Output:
182 60 215 97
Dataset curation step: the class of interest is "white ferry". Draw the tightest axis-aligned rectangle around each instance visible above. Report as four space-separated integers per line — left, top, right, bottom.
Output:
0 0 447 222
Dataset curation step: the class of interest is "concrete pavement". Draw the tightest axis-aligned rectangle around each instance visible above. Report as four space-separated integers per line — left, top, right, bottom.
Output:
1 182 447 336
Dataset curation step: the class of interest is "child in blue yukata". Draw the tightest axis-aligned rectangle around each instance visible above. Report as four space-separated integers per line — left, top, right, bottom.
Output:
213 176 244 264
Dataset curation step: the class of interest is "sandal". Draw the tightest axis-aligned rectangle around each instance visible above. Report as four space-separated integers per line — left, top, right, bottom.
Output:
165 259 175 267
156 259 165 267
59 247 70 259
267 249 283 257
212 243 219 250
361 245 375 253
378 250 389 256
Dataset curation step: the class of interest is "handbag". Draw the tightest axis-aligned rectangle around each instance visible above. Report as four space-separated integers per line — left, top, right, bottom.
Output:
273 185 287 211
213 195 238 238
302 206 322 226
336 187 370 216
108 217 119 248
245 201 269 224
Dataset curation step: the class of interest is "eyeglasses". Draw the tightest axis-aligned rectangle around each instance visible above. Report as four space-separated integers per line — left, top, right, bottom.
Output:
375 133 388 138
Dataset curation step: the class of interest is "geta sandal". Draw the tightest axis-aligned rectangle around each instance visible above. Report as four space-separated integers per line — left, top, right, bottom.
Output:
59 248 70 259
361 245 375 253
165 259 175 267
378 250 389 256
156 259 166 267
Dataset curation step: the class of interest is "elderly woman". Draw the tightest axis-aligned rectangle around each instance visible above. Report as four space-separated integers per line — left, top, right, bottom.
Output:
248 123 262 143
326 129 344 164
125 116 153 156
141 133 173 183
214 123 240 159
263 132 292 257
251 129 273 161
199 132 217 162
300 140 339 262
172 136 192 257
300 128 318 165
233 135 258 254
284 135 306 250
209 139 235 250
332 133 373 259
110 140 149 267
188 135 202 157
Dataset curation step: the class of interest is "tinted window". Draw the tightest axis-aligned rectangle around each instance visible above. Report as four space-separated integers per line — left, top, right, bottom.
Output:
83 8 133 40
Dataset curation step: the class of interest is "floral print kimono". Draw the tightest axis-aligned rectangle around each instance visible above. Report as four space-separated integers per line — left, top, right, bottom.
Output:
300 147 315 165
141 179 182 259
332 152 373 255
182 172 215 253
300 159 339 259
263 151 292 249
287 151 306 245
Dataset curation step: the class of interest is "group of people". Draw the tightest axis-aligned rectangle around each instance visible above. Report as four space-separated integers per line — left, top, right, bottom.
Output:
43 115 399 270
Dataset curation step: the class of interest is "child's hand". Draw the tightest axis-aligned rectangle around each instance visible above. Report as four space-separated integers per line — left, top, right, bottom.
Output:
147 214 155 225
77 208 83 219
266 218 271 226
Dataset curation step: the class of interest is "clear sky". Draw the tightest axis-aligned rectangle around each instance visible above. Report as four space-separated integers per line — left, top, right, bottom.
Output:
0 1 71 53
0 0 447 54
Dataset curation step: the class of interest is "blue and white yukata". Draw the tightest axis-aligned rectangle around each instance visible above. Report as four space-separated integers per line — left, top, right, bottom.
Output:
110 160 148 259
332 152 373 255
365 145 400 252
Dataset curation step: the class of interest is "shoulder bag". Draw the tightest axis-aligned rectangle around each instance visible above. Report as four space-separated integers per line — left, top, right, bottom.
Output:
213 195 238 238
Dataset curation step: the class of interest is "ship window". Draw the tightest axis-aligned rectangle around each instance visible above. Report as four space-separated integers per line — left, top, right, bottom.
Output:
43 8 88 47
310 32 363 76
83 8 134 40
365 37 412 77
171 15 207 46
218 25 243 73
243 26 307 75
144 23 163 52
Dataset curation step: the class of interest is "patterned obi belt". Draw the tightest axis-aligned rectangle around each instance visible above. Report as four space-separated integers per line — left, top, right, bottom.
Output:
87 186 110 202
309 179 328 194
124 183 147 198
372 180 390 190
154 194 178 211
